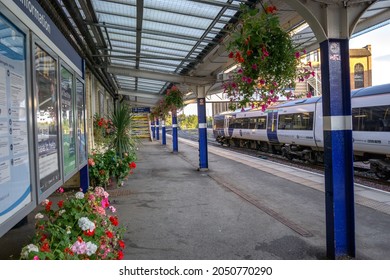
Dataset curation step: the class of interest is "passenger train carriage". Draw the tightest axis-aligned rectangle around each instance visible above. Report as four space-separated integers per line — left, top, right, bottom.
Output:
213 84 390 180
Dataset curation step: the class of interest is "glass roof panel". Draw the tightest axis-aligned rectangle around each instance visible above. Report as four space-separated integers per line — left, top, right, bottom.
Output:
142 20 205 38
93 0 136 15
145 0 225 19
140 47 189 57
141 38 193 52
143 8 213 30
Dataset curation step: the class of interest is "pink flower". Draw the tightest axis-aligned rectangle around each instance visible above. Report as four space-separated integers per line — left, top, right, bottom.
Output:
101 197 110 208
251 64 257 70
56 187 64 193
237 68 243 74
259 79 265 85
295 52 300 58
33 256 39 260
109 205 117 213
94 206 106 216
246 77 253 84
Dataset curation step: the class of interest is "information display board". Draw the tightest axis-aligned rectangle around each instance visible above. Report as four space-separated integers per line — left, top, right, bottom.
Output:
0 14 32 223
35 45 61 194
60 66 76 176
76 78 87 165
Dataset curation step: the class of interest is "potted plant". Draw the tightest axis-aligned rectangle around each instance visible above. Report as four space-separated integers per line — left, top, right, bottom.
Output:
20 187 125 260
108 103 138 156
223 2 314 110
163 85 185 113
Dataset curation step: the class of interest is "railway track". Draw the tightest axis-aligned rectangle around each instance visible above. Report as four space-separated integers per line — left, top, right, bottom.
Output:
176 129 390 193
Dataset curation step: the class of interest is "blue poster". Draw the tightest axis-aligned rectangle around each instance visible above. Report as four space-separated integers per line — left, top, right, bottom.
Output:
0 14 31 223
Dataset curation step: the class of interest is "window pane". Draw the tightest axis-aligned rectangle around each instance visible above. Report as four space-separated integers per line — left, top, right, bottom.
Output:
35 45 61 192
61 67 76 176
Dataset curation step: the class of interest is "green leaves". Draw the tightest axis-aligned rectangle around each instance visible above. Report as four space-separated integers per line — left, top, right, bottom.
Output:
224 4 305 110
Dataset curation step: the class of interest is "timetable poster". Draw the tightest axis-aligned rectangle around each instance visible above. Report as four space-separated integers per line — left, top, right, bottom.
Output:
35 45 61 193
0 15 31 224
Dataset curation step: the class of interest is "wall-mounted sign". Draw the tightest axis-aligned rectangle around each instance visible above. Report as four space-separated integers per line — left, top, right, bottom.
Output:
0 14 31 223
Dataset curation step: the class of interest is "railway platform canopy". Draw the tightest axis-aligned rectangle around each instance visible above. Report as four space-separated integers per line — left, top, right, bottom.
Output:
38 0 390 106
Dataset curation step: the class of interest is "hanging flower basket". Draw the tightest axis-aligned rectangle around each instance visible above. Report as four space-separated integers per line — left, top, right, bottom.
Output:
223 3 314 110
163 85 185 111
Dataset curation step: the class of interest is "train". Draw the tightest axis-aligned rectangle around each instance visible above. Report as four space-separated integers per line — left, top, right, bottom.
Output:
213 83 390 180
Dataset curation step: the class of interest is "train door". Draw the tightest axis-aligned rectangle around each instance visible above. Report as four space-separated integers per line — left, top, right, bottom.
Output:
267 111 279 143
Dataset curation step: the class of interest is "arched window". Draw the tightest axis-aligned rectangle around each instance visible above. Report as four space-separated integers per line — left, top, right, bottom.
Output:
354 63 364 89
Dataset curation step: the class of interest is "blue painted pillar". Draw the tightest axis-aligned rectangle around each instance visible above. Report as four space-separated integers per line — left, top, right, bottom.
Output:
80 165 89 193
197 97 208 170
156 118 160 140
172 110 178 152
320 39 355 259
162 120 166 145
151 120 155 140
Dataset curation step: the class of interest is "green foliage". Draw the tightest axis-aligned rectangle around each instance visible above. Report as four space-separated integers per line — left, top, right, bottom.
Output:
20 187 126 260
88 149 137 188
224 3 313 110
178 114 198 129
93 113 114 149
163 85 185 111
108 103 138 156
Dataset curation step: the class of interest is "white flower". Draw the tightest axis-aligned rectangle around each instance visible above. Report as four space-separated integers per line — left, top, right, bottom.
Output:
59 209 66 215
78 217 95 231
41 199 49 206
75 192 84 199
34 213 44 219
85 242 98 256
21 244 39 258
66 226 72 234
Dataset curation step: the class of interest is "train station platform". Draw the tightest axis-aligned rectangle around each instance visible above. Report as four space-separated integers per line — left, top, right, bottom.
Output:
1 137 389 260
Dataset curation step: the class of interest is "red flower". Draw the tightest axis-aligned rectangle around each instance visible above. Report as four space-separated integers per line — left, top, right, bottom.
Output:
106 231 114 238
109 216 119 226
40 241 50 252
88 158 95 166
129 162 136 169
117 250 124 260
45 201 53 212
118 240 125 249
40 234 47 242
98 120 104 127
246 49 253 56
64 248 74 256
266 5 277 14
57 200 64 208
84 229 95 237
228 51 234 58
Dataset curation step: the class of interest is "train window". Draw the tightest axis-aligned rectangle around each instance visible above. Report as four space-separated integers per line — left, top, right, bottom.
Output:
242 118 249 129
249 118 256 129
256 117 267 129
352 106 390 131
278 112 314 130
214 118 224 129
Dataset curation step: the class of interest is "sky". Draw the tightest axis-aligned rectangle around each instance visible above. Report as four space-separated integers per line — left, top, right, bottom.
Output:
182 23 390 116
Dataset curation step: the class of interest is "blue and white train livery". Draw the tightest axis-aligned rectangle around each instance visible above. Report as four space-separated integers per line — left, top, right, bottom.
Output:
213 84 390 179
